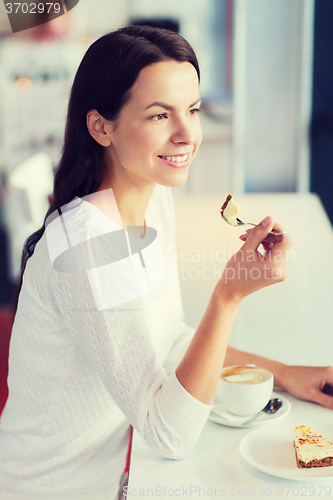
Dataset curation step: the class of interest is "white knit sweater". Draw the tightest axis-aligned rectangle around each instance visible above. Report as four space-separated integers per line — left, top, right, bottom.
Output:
0 185 212 500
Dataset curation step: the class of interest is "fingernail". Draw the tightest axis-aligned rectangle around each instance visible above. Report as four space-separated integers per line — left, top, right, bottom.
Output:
239 234 248 241
275 234 284 242
261 216 271 228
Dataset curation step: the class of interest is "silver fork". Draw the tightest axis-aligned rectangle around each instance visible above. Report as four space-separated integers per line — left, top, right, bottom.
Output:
221 214 286 243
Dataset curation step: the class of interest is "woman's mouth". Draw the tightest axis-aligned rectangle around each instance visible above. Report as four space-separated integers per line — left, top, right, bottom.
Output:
158 153 190 168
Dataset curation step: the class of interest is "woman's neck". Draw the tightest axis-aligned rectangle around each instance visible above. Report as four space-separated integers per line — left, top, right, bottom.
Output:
95 171 156 228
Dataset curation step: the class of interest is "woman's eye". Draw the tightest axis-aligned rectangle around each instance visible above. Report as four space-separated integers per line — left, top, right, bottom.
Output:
189 108 201 116
152 113 167 121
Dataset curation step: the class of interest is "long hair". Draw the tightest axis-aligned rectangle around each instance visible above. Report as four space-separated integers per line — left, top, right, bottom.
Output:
12 25 200 314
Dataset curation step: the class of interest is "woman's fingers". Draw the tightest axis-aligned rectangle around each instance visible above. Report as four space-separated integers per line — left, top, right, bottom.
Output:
266 230 293 256
262 232 284 244
240 221 292 253
242 216 274 251
222 216 292 301
239 233 272 255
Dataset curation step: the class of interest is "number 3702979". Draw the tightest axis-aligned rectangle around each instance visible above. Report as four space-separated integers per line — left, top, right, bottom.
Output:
5 3 61 14
276 485 332 496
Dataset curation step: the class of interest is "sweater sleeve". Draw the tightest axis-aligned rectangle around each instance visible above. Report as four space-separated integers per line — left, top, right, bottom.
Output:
52 269 211 460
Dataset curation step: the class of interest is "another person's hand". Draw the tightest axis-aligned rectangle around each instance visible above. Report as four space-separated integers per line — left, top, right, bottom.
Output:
224 348 333 411
280 365 333 410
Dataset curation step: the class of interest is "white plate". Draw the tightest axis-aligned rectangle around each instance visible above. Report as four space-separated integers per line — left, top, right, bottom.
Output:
208 392 291 427
239 421 333 480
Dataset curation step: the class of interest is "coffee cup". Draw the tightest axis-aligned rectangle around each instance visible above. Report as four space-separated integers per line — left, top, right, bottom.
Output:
216 364 274 416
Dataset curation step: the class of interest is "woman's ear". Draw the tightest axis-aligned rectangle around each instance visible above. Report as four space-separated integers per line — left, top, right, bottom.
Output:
86 110 112 147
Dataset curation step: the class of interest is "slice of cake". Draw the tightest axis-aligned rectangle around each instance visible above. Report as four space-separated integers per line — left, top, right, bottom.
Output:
220 194 239 226
294 425 333 468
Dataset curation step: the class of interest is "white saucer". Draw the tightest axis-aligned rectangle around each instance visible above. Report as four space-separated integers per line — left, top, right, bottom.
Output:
208 391 291 427
239 421 333 480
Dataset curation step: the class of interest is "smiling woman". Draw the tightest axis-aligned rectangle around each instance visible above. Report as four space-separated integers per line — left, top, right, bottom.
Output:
90 60 203 201
0 24 306 500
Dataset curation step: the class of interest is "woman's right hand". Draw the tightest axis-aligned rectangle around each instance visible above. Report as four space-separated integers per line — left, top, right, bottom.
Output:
217 216 293 303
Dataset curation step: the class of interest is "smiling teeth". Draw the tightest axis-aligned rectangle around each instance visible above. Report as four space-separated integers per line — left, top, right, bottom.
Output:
161 154 189 162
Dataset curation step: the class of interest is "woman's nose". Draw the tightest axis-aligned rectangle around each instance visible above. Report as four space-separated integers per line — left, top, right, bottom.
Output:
171 119 197 145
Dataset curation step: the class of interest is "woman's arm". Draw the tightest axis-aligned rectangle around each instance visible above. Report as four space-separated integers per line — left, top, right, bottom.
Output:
52 210 289 459
176 216 292 405
176 289 240 405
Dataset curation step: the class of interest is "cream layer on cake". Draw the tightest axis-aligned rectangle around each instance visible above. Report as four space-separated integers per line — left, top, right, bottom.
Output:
294 425 333 467
220 195 239 226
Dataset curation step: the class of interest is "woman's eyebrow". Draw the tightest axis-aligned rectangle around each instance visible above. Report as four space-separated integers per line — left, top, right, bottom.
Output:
145 98 201 111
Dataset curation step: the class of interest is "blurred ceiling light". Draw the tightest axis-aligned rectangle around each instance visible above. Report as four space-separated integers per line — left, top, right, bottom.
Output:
15 77 32 93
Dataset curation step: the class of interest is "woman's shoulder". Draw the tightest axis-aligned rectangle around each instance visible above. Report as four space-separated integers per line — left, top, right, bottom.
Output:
49 187 175 245
59 197 121 245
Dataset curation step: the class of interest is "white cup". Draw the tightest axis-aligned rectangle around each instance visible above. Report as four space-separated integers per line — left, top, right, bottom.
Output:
216 365 274 416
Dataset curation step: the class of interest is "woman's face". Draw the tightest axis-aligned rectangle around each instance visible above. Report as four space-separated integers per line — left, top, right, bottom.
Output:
105 60 202 189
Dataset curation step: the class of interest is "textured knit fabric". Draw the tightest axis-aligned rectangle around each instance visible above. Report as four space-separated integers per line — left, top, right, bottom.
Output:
0 185 212 500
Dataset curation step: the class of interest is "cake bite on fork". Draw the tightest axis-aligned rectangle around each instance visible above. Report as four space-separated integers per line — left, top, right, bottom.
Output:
220 194 286 242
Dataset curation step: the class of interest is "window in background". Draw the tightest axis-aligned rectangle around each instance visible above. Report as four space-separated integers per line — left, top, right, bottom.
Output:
310 0 333 225
232 0 314 194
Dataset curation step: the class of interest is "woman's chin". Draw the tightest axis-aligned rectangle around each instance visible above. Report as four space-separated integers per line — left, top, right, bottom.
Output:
158 170 189 188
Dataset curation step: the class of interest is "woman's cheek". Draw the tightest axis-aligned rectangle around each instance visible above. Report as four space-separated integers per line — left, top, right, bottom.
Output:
134 130 163 153
195 122 203 148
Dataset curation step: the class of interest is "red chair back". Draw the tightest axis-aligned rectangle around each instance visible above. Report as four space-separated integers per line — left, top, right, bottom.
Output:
0 308 13 415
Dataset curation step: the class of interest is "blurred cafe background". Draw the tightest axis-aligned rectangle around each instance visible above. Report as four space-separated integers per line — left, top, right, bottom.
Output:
0 0 332 308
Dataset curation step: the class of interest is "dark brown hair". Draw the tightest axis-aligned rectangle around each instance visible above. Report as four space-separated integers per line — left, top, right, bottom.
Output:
12 24 200 314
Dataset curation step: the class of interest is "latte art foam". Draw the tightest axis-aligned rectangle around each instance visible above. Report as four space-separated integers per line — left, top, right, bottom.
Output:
220 366 271 385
